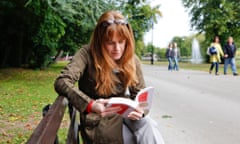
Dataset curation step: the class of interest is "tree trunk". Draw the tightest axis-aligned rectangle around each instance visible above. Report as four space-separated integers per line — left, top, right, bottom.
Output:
53 49 64 62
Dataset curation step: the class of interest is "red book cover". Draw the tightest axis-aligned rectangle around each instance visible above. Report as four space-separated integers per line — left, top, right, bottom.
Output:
107 87 154 117
135 87 154 115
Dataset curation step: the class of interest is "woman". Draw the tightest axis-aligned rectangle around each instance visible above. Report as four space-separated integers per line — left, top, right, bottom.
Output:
208 36 224 75
54 10 164 144
165 43 173 71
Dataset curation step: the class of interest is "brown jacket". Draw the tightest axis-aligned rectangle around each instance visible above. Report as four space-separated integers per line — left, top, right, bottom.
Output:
54 46 145 144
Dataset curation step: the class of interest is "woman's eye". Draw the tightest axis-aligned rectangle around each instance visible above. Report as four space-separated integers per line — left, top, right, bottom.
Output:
119 40 125 44
107 41 114 45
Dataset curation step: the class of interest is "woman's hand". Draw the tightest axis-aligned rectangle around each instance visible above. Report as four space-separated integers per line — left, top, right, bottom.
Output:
91 99 120 117
127 106 144 120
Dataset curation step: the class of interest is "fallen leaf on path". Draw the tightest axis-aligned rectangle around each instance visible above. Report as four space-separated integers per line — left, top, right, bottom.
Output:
24 123 33 130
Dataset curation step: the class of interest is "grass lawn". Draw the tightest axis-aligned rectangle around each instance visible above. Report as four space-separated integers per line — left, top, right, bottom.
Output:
0 60 239 143
0 61 69 144
142 60 240 74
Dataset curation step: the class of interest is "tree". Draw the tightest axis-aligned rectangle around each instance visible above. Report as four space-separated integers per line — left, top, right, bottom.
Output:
0 0 162 68
27 0 116 68
171 34 206 59
0 0 114 68
121 1 162 57
182 0 240 47
143 43 162 60
172 36 188 57
46 0 116 63
0 0 35 67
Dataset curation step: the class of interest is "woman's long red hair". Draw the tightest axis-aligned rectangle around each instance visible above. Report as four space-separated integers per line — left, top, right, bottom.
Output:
89 11 137 96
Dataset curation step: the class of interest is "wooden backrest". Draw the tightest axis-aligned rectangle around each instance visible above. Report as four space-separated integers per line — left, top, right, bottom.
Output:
26 96 80 144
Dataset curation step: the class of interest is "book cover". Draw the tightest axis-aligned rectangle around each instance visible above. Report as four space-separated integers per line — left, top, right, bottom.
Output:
107 86 154 118
135 86 154 115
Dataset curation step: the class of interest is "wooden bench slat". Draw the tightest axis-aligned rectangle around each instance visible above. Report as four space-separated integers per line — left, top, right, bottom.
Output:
27 96 68 144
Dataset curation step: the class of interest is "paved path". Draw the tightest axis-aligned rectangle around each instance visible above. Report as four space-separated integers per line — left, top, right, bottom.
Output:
142 64 240 144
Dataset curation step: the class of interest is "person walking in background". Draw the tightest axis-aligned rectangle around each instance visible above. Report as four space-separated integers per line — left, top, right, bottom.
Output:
208 36 224 75
172 42 180 71
223 36 238 76
165 43 173 71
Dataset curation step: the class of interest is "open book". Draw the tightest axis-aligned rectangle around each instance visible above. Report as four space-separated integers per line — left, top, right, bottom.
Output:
107 86 154 118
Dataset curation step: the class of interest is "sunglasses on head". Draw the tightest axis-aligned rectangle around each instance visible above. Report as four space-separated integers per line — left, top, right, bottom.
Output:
101 19 128 27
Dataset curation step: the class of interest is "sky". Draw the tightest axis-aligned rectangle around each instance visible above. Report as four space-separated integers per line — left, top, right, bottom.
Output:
144 0 195 48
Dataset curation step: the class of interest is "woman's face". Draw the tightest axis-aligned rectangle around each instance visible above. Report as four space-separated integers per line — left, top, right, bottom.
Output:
105 31 126 61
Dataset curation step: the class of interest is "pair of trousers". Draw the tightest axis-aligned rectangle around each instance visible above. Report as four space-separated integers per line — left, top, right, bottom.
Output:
209 62 219 74
167 57 173 70
173 57 179 71
224 57 237 74
123 116 165 144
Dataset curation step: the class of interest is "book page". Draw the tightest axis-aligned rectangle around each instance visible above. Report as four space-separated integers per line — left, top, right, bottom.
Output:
107 97 138 118
107 86 154 117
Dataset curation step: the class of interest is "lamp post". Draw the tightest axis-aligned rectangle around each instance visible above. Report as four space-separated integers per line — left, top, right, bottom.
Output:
181 38 185 57
151 18 154 65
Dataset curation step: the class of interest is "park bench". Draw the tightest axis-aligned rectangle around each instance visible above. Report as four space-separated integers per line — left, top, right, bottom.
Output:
27 95 81 144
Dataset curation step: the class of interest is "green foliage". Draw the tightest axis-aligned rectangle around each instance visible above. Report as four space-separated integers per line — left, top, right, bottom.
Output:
0 0 162 68
90 0 163 58
182 0 240 46
121 1 162 57
142 43 165 59
47 0 115 54
29 4 66 68
172 36 190 57
143 43 154 54
155 48 166 60
33 11 66 48
135 40 145 57
171 34 208 60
